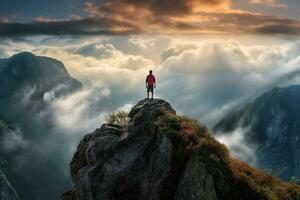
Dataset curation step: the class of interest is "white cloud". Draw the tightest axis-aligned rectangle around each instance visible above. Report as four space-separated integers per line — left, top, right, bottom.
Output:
216 127 257 166
50 88 109 132
2 36 300 128
102 36 172 63
3 36 300 126
1 129 28 152
21 85 37 106
43 84 69 102
158 39 300 126
117 103 133 112
2 35 300 172
34 43 154 88
161 43 197 61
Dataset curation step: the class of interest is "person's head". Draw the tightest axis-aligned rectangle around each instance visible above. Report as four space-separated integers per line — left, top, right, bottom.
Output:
149 70 152 74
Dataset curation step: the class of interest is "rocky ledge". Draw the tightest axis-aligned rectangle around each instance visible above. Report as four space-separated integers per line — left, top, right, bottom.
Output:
62 99 300 200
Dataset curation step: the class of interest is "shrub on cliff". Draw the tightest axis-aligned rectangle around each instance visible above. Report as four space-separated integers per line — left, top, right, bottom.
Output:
105 111 129 129
156 113 300 200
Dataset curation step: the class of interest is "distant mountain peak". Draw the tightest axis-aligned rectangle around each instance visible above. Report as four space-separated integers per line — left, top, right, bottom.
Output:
0 51 82 97
0 52 82 200
11 51 36 58
215 85 300 180
8 52 38 68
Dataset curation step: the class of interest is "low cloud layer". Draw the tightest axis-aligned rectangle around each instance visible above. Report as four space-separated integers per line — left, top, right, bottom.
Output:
157 39 300 125
1 129 28 153
1 35 300 164
3 35 300 126
217 127 257 165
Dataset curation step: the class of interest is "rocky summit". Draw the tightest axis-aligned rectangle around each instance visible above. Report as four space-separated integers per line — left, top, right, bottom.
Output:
62 99 300 200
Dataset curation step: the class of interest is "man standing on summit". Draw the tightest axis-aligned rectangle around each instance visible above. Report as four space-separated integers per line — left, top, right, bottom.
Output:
146 70 156 99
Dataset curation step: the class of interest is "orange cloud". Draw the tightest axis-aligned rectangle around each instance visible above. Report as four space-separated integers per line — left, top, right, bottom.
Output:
0 0 299 36
33 16 59 23
0 17 9 23
84 2 102 16
81 0 300 35
87 0 232 17
82 0 235 34
250 0 287 8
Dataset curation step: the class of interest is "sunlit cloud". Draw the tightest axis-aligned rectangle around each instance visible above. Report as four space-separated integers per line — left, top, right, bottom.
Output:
0 0 299 36
81 0 299 35
33 16 59 23
50 88 108 131
1 34 300 179
250 0 288 8
2 35 300 127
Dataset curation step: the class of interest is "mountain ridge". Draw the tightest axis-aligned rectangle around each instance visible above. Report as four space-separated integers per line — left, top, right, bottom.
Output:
0 52 82 200
0 51 82 98
215 85 300 180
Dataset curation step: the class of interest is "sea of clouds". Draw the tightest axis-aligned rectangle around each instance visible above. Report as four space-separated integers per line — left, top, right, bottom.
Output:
1 35 300 166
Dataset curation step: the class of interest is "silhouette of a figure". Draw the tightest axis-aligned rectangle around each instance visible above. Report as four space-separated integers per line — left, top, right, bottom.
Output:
146 70 156 99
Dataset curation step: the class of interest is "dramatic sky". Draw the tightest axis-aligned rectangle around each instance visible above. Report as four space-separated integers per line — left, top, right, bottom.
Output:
1 0 300 35
1 0 300 164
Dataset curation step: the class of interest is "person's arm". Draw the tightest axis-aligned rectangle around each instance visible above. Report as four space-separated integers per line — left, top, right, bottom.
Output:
154 76 156 88
146 76 148 88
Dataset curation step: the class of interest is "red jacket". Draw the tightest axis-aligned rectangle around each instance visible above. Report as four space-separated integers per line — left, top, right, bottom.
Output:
146 74 156 86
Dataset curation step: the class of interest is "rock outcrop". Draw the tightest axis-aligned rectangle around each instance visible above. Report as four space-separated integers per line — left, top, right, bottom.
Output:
63 99 300 200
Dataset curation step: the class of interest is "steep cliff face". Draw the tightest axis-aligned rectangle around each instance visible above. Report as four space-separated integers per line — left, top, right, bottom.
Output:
0 52 82 200
0 51 82 119
63 99 300 200
215 85 300 180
